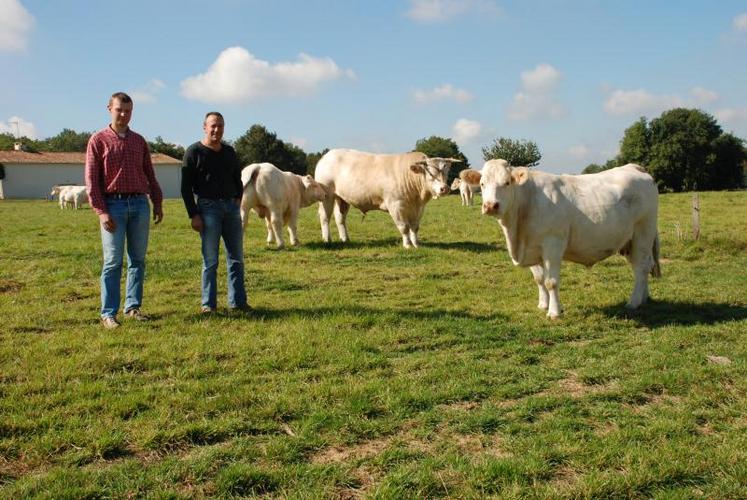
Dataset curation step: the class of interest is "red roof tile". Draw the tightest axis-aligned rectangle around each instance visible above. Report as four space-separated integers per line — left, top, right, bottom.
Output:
0 151 180 164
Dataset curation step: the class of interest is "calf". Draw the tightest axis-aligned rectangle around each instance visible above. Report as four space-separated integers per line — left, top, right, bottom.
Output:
451 169 481 206
240 163 328 248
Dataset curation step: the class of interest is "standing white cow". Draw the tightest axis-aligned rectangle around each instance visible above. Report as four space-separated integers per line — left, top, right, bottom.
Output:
314 149 461 248
450 168 481 206
480 159 661 319
240 163 328 249
51 185 88 209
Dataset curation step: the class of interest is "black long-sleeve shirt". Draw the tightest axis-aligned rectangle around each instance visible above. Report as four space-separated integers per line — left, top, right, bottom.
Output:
181 142 243 218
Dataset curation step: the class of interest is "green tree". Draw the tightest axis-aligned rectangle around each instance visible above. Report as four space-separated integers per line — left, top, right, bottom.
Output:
482 137 541 167
233 124 307 175
620 108 744 191
414 135 469 183
305 149 329 178
149 136 185 160
581 163 605 174
619 118 651 165
42 128 91 152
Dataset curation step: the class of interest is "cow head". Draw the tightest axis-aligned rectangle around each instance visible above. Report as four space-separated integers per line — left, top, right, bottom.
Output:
450 178 462 191
480 159 528 217
410 157 462 198
301 175 328 204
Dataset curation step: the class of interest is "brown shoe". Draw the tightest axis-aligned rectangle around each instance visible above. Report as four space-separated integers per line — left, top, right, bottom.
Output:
101 316 120 329
125 308 149 321
200 306 216 315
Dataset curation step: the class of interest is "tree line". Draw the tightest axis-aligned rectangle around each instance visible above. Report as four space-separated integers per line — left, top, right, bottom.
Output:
3 106 744 192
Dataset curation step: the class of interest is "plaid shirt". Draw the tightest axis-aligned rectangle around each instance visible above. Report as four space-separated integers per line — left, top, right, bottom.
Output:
85 126 163 215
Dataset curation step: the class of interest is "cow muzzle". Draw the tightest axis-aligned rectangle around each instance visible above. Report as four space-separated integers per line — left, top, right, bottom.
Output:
482 201 499 215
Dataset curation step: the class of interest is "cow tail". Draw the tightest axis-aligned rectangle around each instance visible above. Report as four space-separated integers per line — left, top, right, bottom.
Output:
650 233 662 278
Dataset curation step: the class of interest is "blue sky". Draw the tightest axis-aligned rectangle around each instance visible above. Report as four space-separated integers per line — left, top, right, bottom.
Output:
1 0 746 173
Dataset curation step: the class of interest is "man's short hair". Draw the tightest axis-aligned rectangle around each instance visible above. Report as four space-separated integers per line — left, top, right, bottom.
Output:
109 92 132 106
204 111 224 123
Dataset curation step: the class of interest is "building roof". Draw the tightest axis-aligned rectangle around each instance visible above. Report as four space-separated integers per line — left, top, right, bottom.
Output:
0 151 181 165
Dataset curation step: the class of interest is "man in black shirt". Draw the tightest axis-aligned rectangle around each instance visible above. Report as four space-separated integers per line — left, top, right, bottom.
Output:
181 112 249 313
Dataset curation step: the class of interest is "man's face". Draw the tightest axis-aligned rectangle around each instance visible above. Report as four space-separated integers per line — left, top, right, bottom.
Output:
203 115 224 145
108 98 133 128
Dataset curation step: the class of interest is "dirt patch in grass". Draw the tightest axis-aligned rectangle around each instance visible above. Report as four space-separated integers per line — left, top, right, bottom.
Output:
0 280 23 293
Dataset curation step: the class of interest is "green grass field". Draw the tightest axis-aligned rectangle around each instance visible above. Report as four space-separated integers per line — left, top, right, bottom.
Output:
1 191 746 498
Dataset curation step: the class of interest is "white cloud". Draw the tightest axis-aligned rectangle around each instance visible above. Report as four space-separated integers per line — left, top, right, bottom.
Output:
507 64 566 121
406 0 500 23
520 63 561 93
690 86 718 104
715 107 747 124
413 84 473 104
568 144 590 160
603 86 720 116
0 0 34 52
733 12 747 31
0 116 38 139
129 79 166 104
452 118 482 143
181 47 355 104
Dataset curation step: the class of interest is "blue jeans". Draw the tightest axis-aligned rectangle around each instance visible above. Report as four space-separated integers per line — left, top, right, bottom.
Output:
198 198 247 309
100 195 150 318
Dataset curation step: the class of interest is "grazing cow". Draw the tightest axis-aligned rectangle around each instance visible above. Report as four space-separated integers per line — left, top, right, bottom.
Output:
240 162 328 248
479 159 661 319
451 168 481 206
314 149 461 248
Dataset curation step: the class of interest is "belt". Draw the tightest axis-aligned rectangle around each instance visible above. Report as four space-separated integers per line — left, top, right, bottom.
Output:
106 193 144 199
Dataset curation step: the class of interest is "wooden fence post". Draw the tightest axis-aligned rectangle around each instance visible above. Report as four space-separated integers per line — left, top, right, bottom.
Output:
692 192 700 240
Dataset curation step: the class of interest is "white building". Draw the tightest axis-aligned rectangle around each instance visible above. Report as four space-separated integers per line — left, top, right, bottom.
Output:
0 150 182 199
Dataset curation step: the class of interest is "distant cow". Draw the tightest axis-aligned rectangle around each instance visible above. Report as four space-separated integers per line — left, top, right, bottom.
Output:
51 185 87 209
314 149 461 248
479 159 660 319
240 163 328 248
451 168 481 206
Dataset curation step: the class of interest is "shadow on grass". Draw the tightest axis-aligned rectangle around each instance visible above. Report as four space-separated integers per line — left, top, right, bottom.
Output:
598 299 747 328
192 304 508 324
303 239 498 253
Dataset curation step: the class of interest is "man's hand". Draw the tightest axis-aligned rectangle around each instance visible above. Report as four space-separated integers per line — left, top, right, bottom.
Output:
153 206 163 225
99 213 116 233
190 214 204 232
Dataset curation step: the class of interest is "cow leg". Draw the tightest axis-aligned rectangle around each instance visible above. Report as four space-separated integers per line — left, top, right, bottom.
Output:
466 189 473 206
530 264 549 310
388 207 412 248
287 209 300 246
333 198 350 243
264 215 275 245
542 237 566 319
626 223 656 309
318 196 334 243
269 210 285 249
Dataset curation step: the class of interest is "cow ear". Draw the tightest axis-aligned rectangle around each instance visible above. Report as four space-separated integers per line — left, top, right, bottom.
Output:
410 161 427 174
511 167 529 185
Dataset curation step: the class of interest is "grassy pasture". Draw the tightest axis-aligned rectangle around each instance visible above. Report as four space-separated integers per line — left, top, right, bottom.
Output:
0 190 746 498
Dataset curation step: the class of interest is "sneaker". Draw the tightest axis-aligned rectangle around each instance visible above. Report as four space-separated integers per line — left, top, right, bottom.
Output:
200 306 216 315
125 308 149 321
101 316 120 329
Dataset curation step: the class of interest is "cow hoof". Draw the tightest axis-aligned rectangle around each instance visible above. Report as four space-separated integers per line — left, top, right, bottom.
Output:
547 312 561 320
537 302 549 310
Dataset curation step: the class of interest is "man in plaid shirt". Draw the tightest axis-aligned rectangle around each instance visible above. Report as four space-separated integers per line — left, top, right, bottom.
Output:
85 92 164 329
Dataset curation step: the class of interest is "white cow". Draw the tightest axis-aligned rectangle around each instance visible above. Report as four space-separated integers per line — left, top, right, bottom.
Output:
240 162 328 249
451 168 481 206
479 159 661 319
314 149 461 248
51 185 87 209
